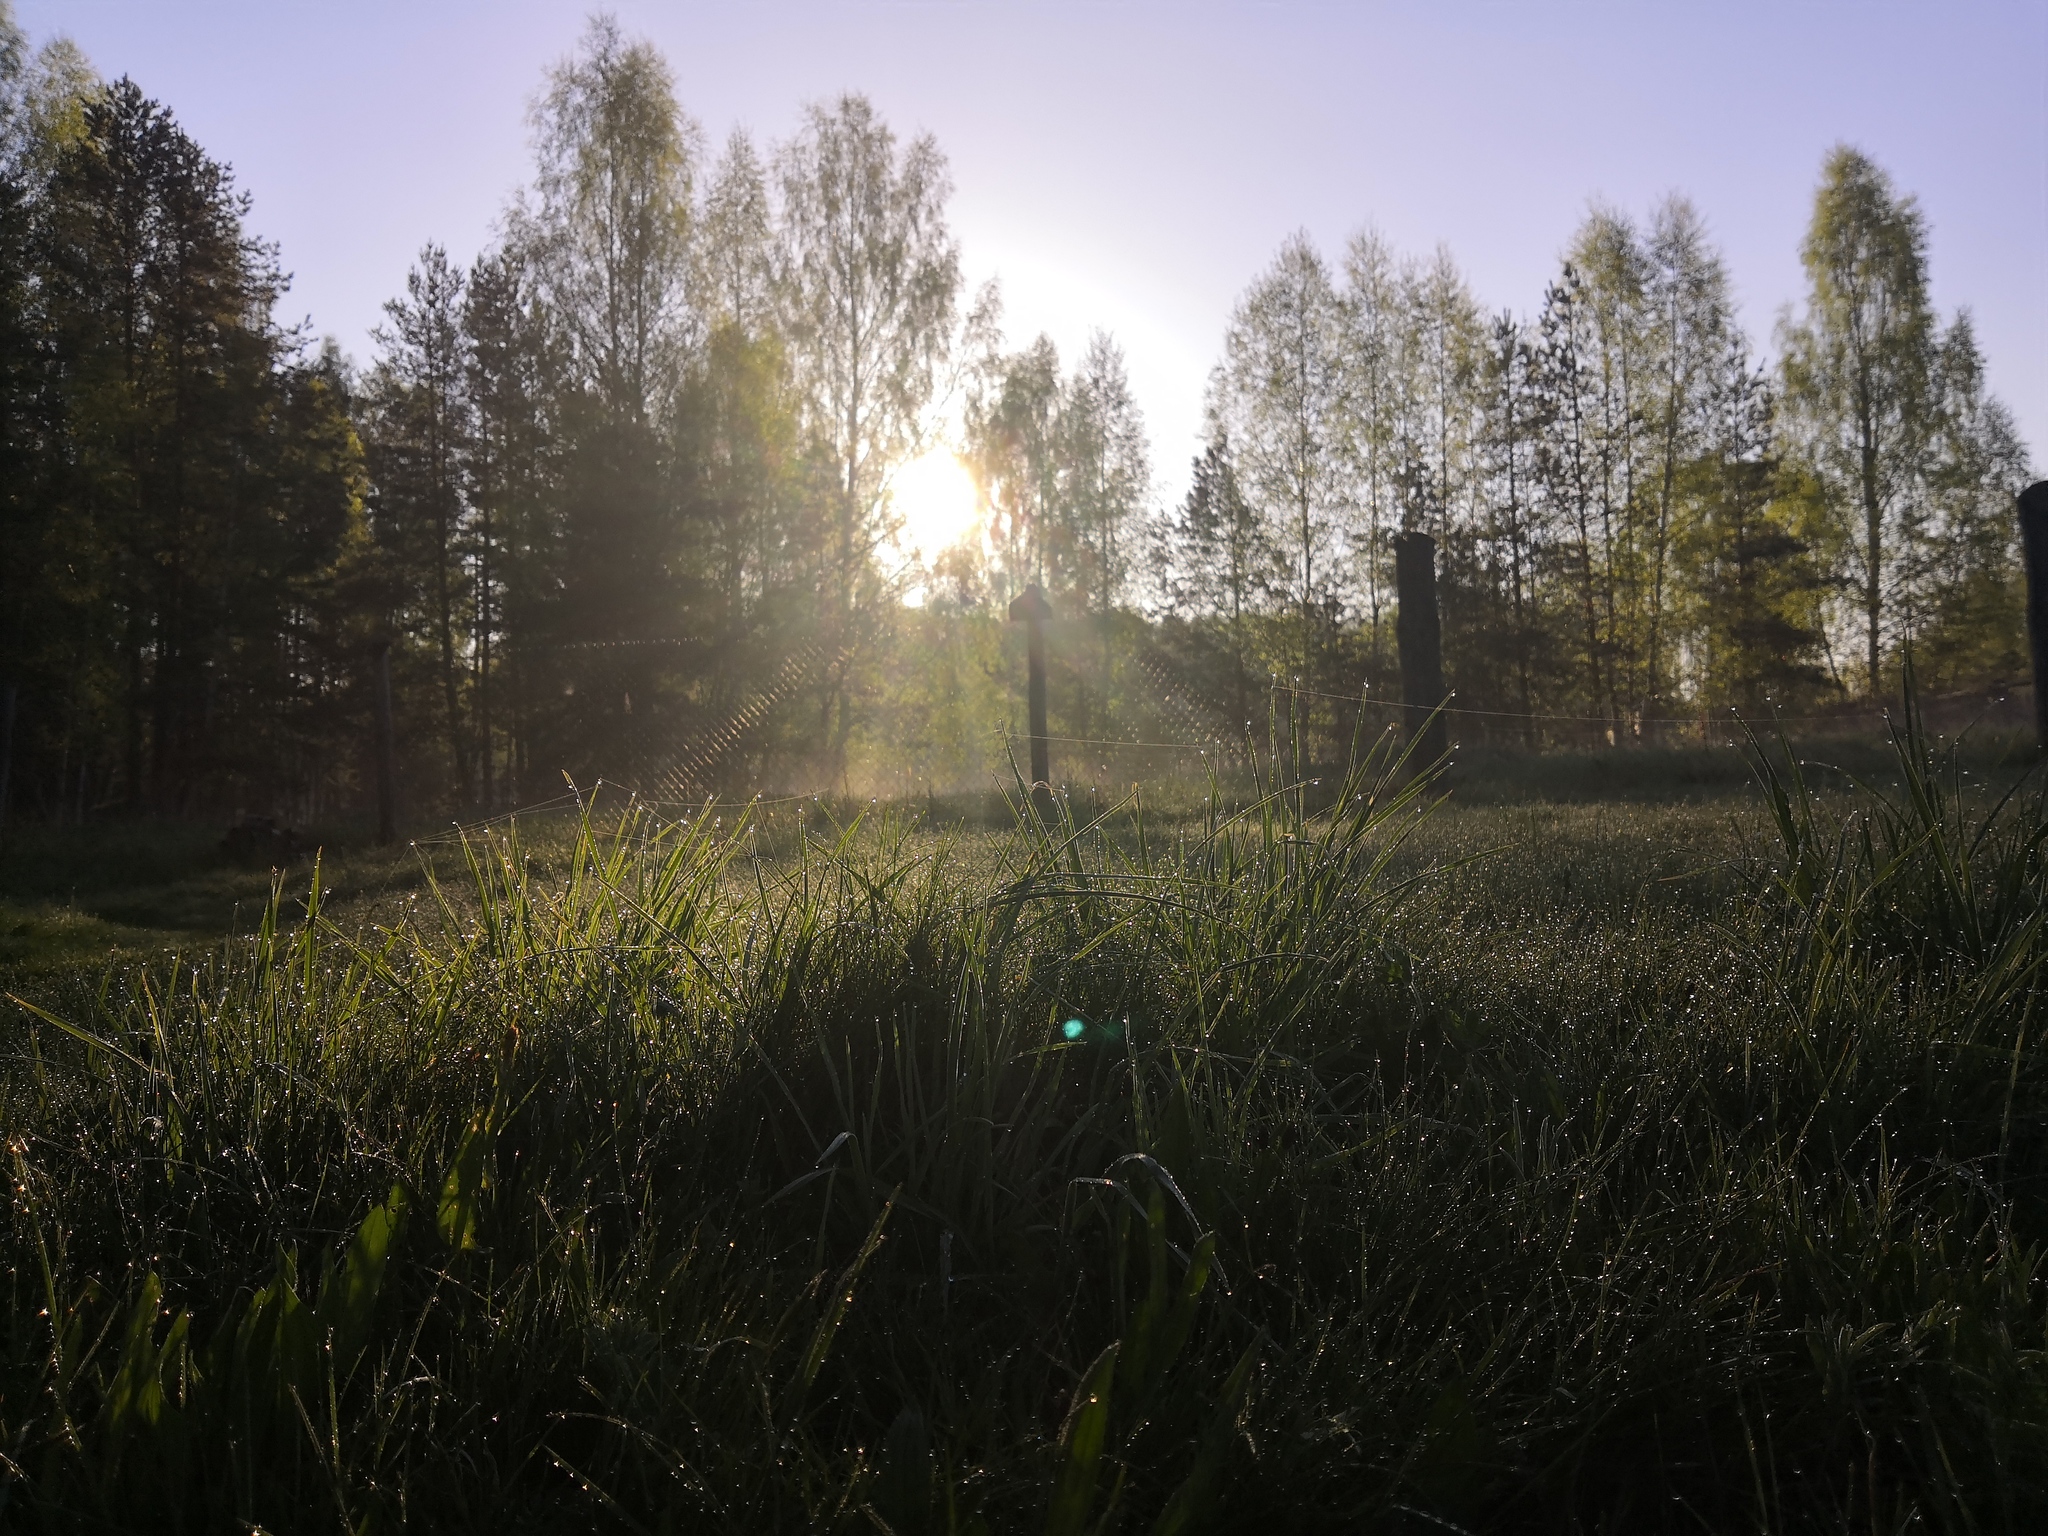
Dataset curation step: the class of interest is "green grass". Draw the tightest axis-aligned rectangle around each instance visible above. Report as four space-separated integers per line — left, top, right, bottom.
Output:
3 714 2047 1532
0 818 453 988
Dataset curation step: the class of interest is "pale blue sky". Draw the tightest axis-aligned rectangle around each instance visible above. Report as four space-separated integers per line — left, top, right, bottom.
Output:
23 1 2046 485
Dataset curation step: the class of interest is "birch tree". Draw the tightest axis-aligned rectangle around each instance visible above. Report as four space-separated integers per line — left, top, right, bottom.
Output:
966 332 1062 601
1400 245 1483 539
1641 196 1739 716
1338 228 1406 658
1913 312 2034 686
1212 232 1349 708
695 128 771 336
518 14 699 425
775 91 959 768
1778 146 1939 697
1059 330 1149 621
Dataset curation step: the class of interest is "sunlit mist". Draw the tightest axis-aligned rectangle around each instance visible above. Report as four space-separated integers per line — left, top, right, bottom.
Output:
890 449 982 562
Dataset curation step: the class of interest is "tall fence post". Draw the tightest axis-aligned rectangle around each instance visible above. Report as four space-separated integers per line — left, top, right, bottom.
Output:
1008 584 1053 807
1394 530 1447 765
373 640 399 845
2020 481 2048 754
0 678 15 851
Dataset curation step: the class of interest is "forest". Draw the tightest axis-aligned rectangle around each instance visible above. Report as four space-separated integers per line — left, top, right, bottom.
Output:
0 8 2034 820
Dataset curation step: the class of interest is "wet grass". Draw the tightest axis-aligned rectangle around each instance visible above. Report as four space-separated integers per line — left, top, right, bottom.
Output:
3 711 2047 1532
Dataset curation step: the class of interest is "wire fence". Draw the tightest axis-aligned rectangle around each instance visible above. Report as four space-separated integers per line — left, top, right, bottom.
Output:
403 642 2035 835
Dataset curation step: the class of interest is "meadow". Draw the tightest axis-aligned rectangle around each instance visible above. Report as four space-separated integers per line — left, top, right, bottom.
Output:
3 713 2045 1533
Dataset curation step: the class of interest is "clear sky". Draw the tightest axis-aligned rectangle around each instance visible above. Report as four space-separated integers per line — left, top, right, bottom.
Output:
23 1 2046 491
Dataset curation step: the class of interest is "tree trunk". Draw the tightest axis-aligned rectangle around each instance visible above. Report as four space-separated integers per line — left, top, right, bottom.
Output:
374 641 399 844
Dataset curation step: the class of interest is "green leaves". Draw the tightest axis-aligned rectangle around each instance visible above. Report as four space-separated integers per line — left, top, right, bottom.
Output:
100 1274 186 1441
318 1185 409 1375
1120 1183 1215 1405
437 1110 491 1253
1045 1341 1119 1536
226 1247 320 1420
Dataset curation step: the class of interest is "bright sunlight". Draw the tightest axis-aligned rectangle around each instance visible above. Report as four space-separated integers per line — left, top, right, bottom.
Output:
890 449 982 560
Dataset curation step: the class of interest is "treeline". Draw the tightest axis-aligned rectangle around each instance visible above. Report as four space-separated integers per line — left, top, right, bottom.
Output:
1160 167 2033 748
0 8 2033 828
0 13 1009 820
0 24 368 823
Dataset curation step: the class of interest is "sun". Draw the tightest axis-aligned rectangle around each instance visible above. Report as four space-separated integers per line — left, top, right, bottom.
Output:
890 449 981 560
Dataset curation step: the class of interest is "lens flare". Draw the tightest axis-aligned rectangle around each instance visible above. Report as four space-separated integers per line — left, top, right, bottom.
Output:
1062 1018 1086 1041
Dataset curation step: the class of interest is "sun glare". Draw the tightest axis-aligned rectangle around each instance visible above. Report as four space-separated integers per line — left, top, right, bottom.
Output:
891 450 981 561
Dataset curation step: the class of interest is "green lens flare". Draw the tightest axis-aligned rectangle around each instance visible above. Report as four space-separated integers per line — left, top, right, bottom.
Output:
1062 1018 1085 1041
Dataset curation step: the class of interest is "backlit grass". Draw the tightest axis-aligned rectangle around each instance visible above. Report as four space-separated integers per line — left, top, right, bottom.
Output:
3 710 2046 1532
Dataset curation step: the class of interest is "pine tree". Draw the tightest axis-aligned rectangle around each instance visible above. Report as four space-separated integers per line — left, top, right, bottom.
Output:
1156 437 1274 732
367 244 473 805
41 78 292 807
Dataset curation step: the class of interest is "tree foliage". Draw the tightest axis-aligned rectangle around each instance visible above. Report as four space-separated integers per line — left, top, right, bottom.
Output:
0 4 2031 827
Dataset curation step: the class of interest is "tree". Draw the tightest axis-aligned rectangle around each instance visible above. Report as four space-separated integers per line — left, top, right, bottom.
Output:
695 128 772 336
673 319 827 721
500 15 700 791
367 243 473 805
1680 354 1829 713
1399 244 1482 540
1641 196 1740 719
966 330 1062 601
1211 232 1348 728
1564 208 1655 727
1533 265 1612 724
1779 146 1940 698
1461 310 1551 738
1156 435 1275 730
1911 312 2034 689
1057 330 1148 621
462 248 553 808
1055 330 1148 738
1337 228 1406 660
517 13 698 427
775 91 959 772
0 12 96 182
42 78 291 808
4 61 368 821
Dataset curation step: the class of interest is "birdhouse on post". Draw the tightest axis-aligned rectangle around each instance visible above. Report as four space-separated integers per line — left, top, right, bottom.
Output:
1008 583 1053 796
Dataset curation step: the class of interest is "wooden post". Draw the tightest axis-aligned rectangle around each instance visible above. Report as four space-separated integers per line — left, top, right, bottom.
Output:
373 640 399 844
1394 530 1448 764
2021 481 2048 752
1008 584 1053 798
0 679 15 849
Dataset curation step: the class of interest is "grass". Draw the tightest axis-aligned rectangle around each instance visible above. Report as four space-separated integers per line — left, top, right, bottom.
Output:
2 709 2046 1532
0 818 459 988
